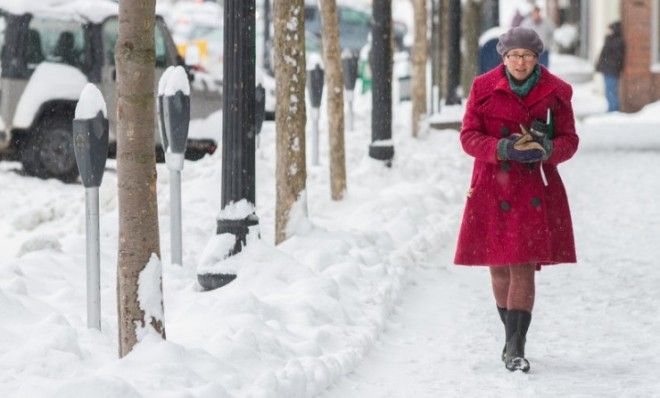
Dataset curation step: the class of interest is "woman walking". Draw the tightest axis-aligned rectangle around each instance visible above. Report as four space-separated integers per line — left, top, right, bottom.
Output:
454 27 579 372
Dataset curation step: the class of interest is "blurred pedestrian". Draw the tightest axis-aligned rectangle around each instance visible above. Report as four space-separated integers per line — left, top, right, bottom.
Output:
454 27 579 373
520 6 555 67
596 22 625 112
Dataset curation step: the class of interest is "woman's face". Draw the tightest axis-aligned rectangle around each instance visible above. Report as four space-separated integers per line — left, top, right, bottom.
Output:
503 48 538 81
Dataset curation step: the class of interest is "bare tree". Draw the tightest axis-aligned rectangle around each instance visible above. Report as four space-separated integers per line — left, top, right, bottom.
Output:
274 0 308 244
115 0 165 357
319 0 347 200
411 0 427 137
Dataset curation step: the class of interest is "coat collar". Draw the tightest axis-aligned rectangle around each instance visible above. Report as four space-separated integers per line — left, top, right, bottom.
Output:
492 65 557 107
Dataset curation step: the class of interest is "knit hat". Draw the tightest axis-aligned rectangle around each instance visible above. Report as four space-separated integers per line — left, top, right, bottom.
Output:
496 27 544 56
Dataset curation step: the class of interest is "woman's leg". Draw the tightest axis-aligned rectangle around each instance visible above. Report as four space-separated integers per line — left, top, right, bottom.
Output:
490 266 510 361
503 264 535 372
489 266 510 308
507 264 536 311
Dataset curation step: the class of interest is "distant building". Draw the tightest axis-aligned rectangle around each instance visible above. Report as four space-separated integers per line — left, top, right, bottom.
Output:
619 0 660 112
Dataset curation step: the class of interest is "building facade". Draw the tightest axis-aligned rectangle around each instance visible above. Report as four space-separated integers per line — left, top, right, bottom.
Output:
620 0 660 112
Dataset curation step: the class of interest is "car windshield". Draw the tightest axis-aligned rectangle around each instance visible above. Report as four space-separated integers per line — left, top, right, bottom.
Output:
26 16 88 68
304 5 371 52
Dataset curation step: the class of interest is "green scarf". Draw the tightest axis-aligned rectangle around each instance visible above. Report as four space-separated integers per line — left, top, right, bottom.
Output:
506 65 541 97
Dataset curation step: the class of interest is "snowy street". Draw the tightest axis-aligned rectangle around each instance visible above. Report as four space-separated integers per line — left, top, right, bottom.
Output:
1 79 660 396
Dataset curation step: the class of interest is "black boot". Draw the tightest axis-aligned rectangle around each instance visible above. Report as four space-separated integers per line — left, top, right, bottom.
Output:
497 306 507 362
504 310 532 372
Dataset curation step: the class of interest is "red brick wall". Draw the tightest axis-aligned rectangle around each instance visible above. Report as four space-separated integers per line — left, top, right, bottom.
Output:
621 0 660 112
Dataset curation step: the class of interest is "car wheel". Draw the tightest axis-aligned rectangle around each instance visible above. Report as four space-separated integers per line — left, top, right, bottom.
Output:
21 118 79 182
20 131 47 177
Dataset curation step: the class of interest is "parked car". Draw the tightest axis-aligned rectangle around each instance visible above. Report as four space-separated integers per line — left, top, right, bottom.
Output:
0 0 222 182
304 1 371 54
300 1 411 100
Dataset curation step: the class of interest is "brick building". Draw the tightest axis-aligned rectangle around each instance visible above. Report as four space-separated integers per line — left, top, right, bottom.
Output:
615 0 660 112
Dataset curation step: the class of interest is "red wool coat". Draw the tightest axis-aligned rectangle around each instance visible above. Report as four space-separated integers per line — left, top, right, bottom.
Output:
454 65 578 267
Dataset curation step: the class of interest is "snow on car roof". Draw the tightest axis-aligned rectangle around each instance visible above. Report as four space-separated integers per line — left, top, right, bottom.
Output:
0 0 163 24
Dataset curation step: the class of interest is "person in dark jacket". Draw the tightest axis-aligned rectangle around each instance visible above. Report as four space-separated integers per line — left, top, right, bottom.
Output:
596 22 625 112
454 27 579 373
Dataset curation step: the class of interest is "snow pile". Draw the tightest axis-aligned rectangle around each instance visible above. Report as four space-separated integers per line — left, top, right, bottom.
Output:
0 88 467 397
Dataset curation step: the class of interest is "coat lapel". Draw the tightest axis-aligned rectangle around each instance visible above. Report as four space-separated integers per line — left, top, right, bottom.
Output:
522 67 557 108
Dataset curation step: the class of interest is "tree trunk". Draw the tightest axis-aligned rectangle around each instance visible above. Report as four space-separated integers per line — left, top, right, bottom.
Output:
546 0 561 27
274 0 308 244
430 0 440 113
116 0 165 357
439 0 449 100
461 0 481 97
411 0 427 137
319 0 346 200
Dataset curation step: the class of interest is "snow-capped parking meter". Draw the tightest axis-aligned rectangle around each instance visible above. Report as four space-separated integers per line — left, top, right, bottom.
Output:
157 66 175 154
161 66 191 266
162 66 191 169
307 60 324 166
342 49 359 131
73 85 109 188
73 83 109 331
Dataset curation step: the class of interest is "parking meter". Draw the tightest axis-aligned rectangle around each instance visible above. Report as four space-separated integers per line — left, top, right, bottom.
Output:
342 50 359 92
255 83 265 137
73 83 109 331
161 66 191 266
307 63 324 109
158 66 175 153
342 49 359 131
162 66 190 168
307 63 324 165
73 85 109 188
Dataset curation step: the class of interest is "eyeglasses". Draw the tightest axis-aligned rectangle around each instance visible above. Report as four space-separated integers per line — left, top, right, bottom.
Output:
505 53 537 62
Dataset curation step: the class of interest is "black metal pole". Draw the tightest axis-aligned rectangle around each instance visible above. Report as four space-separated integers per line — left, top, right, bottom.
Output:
446 0 462 105
369 0 394 165
198 0 258 291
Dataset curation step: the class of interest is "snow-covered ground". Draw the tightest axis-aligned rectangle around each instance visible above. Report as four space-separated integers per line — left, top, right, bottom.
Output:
1 68 659 397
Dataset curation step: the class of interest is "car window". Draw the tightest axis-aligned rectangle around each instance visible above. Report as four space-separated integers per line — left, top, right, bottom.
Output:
103 17 168 67
27 17 88 69
339 8 371 27
338 8 371 51
154 21 167 67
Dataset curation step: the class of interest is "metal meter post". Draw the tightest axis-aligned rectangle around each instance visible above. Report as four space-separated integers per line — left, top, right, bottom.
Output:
341 50 359 131
160 66 191 267
307 63 324 166
72 84 109 330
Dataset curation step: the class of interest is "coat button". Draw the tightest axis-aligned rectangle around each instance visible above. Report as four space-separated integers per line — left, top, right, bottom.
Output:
500 200 511 211
531 197 542 207
526 162 536 170
501 161 511 172
500 127 510 137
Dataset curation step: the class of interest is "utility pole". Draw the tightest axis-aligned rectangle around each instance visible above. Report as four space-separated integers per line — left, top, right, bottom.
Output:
369 0 394 165
198 0 258 291
445 0 462 105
